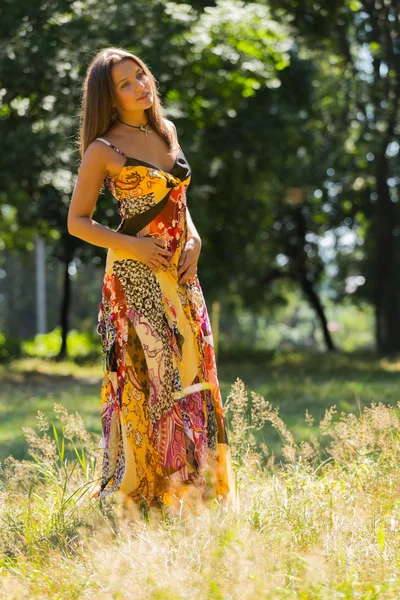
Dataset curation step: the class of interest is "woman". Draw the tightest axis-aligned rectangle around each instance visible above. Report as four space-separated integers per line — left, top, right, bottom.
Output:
68 47 238 515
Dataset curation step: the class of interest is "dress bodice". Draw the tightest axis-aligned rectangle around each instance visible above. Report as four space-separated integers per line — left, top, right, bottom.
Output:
94 136 192 242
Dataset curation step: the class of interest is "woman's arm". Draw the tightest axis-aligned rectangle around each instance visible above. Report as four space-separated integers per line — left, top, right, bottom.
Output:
179 207 202 284
67 142 130 251
164 118 201 245
186 206 201 246
165 118 201 283
178 211 202 284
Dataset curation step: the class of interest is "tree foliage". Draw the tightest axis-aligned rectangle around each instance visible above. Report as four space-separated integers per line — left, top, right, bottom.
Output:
1 0 399 354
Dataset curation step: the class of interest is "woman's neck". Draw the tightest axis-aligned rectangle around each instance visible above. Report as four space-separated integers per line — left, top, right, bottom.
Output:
117 111 148 128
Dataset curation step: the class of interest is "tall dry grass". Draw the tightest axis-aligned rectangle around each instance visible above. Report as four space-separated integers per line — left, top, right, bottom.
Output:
1 378 400 598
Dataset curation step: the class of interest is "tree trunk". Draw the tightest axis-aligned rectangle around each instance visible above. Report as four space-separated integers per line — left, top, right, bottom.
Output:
292 205 336 352
56 258 72 360
264 267 336 352
362 0 400 354
374 149 400 354
298 268 336 352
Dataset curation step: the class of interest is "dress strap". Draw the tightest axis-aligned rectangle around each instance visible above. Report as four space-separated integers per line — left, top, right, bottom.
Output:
95 137 127 158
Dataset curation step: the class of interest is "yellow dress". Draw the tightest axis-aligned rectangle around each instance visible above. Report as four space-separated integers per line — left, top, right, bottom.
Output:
92 135 238 514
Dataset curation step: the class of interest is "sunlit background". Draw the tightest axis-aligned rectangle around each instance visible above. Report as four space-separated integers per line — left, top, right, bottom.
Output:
1 0 400 362
2 1 400 597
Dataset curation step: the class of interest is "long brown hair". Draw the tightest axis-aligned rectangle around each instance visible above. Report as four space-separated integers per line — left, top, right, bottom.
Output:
78 47 173 158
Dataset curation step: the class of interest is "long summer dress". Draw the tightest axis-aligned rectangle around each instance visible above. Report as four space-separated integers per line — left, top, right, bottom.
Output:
92 135 238 514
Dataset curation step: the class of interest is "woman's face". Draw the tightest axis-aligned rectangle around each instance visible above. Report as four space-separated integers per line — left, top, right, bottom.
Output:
111 59 153 112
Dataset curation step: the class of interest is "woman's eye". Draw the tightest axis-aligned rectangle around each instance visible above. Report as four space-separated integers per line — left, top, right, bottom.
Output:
121 72 144 88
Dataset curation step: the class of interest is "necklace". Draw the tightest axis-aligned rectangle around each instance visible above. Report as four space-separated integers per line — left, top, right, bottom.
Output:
117 117 153 137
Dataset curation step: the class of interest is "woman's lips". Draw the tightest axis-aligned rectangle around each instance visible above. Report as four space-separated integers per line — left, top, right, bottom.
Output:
138 92 150 100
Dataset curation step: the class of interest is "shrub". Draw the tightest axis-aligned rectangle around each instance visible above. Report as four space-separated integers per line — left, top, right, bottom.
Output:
0 332 22 364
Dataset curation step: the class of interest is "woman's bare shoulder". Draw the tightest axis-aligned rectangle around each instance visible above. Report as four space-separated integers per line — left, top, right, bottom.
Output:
78 137 118 180
83 137 113 159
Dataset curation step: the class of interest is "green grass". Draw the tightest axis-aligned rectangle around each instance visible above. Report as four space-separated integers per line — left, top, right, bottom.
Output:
2 352 400 598
0 351 399 464
219 351 400 452
0 358 103 462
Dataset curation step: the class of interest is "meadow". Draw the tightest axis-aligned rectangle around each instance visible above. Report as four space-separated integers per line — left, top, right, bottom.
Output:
1 352 400 598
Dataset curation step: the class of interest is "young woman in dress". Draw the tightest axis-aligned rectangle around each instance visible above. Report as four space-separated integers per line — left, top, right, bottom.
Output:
67 47 238 515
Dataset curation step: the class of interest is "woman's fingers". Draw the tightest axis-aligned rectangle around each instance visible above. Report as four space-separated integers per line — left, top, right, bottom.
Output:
141 238 174 271
178 250 196 280
179 261 194 280
155 246 170 267
178 262 190 279
178 248 187 266
178 252 190 276
179 263 196 284
149 256 169 271
153 239 170 257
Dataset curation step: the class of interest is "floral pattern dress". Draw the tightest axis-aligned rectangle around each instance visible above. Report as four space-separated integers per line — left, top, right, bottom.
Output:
93 134 238 513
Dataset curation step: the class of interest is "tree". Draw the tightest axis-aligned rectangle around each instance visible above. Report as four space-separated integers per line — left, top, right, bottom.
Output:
267 0 400 353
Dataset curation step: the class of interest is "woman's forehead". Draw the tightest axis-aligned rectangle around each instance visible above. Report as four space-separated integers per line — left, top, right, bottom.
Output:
112 59 141 84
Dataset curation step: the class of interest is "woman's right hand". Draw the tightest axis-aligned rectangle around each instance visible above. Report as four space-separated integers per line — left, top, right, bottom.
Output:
124 236 171 271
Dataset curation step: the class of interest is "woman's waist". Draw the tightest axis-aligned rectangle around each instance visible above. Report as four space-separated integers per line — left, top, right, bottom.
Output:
116 199 186 235
106 242 183 278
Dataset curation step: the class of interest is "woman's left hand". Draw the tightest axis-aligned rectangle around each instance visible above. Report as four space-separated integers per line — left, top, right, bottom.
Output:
178 236 201 284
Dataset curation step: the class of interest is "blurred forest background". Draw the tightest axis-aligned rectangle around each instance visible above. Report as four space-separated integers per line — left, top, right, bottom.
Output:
1 0 400 362
3 5 400 595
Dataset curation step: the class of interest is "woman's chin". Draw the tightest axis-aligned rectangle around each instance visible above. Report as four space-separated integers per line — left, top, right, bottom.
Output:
132 100 153 111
